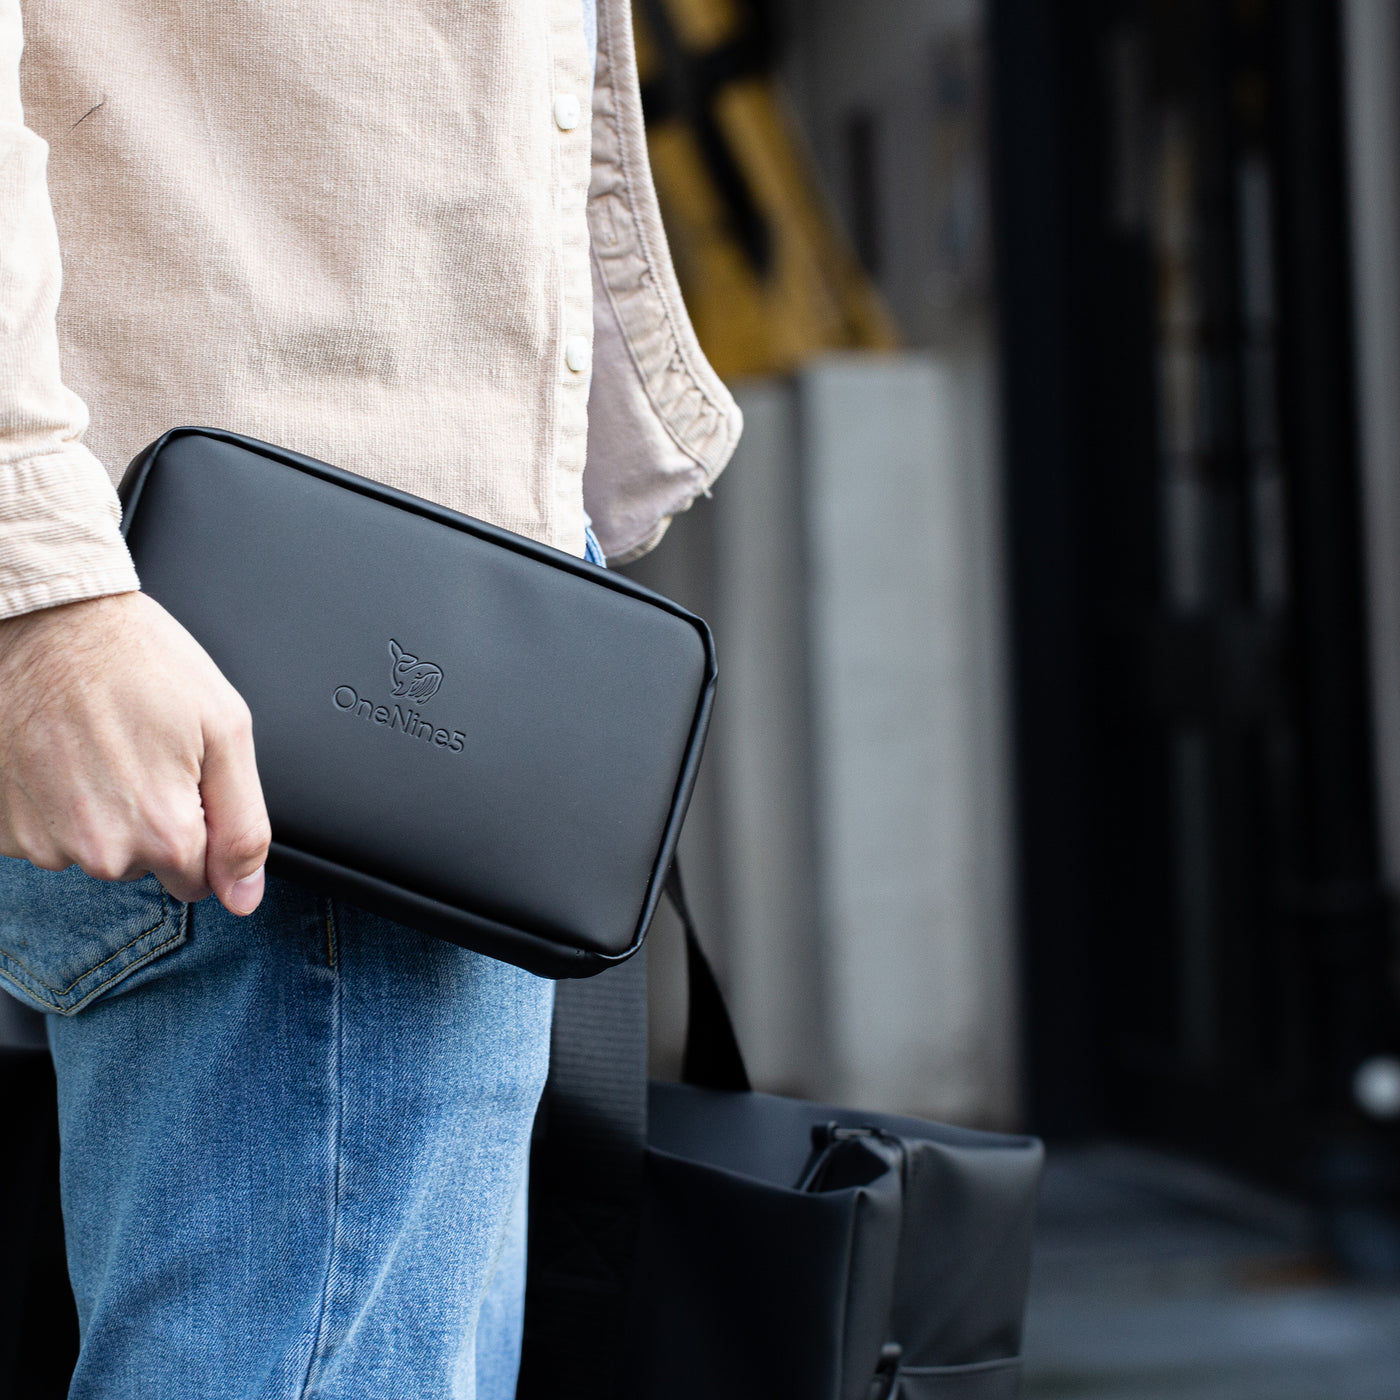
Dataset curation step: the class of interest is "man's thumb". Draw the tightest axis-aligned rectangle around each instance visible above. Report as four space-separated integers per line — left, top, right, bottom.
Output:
201 709 271 916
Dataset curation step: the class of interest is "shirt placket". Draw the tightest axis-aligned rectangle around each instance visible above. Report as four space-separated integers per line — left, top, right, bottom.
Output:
546 0 596 554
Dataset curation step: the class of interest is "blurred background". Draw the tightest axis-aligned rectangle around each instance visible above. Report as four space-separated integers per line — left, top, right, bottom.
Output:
623 0 1400 1394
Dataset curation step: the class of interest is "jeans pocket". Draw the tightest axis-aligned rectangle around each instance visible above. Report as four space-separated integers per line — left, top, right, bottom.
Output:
0 859 187 1015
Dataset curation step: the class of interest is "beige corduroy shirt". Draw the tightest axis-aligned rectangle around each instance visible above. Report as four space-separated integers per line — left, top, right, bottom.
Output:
0 0 741 621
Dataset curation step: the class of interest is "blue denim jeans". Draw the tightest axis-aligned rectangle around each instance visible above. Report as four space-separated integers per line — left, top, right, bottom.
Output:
0 863 553 1400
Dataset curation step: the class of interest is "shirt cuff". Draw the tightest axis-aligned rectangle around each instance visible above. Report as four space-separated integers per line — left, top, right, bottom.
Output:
0 444 140 621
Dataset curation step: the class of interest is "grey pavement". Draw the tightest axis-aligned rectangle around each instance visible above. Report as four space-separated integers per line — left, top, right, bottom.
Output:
1021 1145 1400 1400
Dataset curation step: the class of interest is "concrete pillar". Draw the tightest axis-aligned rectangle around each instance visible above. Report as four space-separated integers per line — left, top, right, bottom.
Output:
629 350 1019 1126
799 351 1018 1125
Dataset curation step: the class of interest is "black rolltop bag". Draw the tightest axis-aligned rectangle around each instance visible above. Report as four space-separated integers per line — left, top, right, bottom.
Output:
522 865 1043 1400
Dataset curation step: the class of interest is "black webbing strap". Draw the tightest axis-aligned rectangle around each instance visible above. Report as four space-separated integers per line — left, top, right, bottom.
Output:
668 861 750 1094
517 943 647 1400
519 861 749 1398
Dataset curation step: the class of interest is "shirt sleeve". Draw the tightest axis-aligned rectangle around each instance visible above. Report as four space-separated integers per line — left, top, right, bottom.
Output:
0 0 138 621
581 0 742 564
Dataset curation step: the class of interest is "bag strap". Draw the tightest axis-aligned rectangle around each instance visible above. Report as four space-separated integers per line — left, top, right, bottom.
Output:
519 859 748 1398
665 860 750 1094
517 943 647 1400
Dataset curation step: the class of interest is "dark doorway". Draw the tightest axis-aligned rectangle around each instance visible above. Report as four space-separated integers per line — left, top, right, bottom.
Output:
991 0 1400 1244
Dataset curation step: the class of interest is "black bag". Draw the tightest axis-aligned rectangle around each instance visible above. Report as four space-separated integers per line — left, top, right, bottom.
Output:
521 866 1043 1400
119 429 715 978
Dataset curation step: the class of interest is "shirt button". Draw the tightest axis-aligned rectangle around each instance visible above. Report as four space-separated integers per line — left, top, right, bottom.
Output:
554 94 582 131
565 335 591 373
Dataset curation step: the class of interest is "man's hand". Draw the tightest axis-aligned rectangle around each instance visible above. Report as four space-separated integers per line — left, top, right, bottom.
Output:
0 592 270 914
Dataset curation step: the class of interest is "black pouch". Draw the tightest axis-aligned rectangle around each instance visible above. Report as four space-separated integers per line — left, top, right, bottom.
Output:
120 428 715 978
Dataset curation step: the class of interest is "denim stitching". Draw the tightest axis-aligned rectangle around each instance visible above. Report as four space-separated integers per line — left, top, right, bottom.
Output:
0 889 181 1008
0 918 187 1013
299 906 346 1399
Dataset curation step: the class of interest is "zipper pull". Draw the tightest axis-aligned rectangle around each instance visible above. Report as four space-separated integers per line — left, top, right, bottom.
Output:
867 1342 903 1400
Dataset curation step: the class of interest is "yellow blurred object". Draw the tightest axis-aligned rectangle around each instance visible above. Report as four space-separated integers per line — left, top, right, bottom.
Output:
663 0 742 51
635 0 898 379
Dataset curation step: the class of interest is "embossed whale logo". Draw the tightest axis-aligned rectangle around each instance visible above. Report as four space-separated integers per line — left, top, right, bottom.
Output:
388 639 443 704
